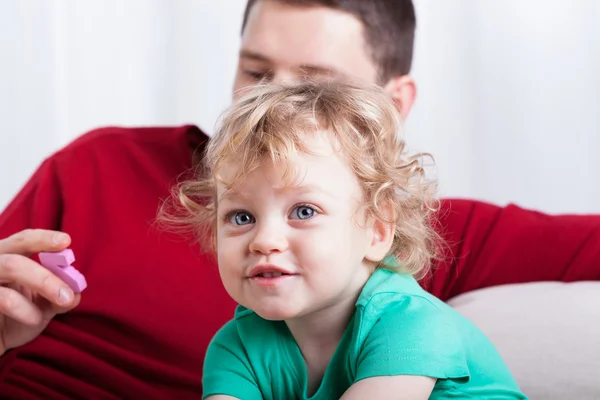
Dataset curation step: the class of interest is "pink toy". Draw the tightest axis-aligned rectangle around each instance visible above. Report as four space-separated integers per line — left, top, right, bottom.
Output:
39 249 87 293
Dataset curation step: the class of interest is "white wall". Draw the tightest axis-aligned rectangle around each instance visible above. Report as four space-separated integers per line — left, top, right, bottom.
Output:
407 0 600 213
1 0 599 214
0 0 244 210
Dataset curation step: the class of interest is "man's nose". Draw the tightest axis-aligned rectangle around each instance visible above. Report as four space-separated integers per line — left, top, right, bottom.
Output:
271 71 298 85
248 220 289 255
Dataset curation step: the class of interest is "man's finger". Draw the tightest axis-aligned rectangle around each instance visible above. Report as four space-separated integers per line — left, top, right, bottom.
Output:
0 285 45 326
0 229 71 257
50 293 81 315
0 254 76 308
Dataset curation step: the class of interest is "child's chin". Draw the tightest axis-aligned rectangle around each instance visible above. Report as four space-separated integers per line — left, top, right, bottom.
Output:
253 307 296 321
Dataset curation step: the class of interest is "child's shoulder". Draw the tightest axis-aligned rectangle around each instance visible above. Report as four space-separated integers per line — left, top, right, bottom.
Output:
350 270 472 385
354 269 461 349
356 268 443 311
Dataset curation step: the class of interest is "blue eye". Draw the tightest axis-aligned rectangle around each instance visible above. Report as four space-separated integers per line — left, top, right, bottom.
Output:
229 211 255 226
291 206 316 220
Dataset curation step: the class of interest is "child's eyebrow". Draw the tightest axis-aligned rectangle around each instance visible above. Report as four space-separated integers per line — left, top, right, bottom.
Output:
218 190 247 203
218 184 336 203
288 184 336 199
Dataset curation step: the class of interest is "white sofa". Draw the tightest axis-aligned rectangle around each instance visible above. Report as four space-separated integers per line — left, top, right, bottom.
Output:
448 282 600 399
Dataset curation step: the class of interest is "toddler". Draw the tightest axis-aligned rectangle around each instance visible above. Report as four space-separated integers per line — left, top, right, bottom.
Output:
172 81 527 399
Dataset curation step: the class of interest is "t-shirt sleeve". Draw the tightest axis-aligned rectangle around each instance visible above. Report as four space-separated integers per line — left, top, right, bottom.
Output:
202 320 263 400
355 296 470 382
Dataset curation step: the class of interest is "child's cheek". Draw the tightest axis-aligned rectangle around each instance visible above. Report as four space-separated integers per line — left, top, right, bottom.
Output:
217 235 244 269
294 229 339 269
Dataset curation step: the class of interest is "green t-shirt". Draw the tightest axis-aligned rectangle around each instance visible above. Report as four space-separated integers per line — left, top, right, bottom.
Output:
203 269 527 399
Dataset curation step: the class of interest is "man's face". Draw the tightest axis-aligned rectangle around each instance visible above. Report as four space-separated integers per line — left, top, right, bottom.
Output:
233 0 379 94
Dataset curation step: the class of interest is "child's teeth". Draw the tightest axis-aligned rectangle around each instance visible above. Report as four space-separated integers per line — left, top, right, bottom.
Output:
262 272 283 278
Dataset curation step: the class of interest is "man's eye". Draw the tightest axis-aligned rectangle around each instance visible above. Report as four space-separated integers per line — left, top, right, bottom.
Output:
290 206 317 220
244 70 270 81
229 211 255 226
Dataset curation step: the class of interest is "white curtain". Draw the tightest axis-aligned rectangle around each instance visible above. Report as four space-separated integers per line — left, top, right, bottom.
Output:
1 0 599 213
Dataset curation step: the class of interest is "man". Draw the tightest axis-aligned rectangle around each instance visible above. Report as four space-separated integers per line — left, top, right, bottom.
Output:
0 0 598 398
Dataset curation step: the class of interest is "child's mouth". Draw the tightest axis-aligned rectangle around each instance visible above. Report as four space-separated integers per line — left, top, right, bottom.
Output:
249 270 297 287
256 271 286 278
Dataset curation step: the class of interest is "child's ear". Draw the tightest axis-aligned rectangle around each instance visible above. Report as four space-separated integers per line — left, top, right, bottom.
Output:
365 209 395 263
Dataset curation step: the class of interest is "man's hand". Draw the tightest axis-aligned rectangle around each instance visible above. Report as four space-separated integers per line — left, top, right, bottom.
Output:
0 229 81 356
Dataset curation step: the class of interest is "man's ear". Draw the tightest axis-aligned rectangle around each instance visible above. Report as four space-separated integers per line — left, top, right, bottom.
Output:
365 208 395 264
383 74 417 120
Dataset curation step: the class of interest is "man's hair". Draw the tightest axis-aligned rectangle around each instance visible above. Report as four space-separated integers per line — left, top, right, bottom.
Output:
165 81 439 279
242 0 416 82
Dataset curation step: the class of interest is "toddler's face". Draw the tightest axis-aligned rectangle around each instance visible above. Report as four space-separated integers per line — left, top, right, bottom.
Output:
215 132 374 321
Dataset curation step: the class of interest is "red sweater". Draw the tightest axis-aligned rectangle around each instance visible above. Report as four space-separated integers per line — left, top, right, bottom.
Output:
0 125 598 399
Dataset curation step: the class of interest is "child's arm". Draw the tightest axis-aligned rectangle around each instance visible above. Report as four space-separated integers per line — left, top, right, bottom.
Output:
340 375 436 399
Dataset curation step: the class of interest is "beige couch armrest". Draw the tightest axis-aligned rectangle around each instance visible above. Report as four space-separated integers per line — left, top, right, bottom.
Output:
448 281 600 400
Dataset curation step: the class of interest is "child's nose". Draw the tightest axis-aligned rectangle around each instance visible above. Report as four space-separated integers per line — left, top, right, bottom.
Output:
248 222 289 255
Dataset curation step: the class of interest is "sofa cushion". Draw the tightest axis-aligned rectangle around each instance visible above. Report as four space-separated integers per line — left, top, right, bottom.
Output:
447 281 600 400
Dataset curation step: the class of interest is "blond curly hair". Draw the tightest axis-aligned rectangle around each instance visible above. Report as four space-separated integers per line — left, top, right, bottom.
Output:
162 81 440 279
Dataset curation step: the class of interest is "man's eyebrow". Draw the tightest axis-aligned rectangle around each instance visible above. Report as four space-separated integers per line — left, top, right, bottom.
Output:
239 50 271 63
239 50 342 77
298 64 342 77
